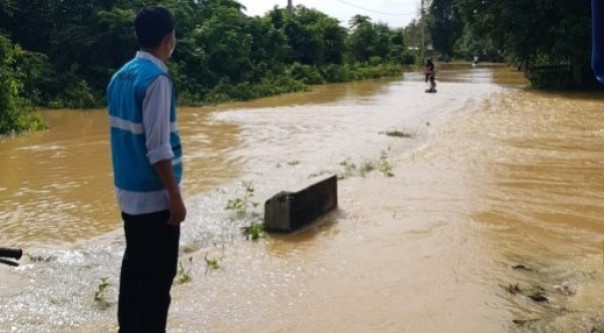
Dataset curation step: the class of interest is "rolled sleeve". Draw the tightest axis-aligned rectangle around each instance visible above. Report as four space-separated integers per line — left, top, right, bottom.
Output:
143 76 174 165
147 143 174 165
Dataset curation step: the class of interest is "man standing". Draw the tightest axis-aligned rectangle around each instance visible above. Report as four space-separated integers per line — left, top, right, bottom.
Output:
107 6 186 333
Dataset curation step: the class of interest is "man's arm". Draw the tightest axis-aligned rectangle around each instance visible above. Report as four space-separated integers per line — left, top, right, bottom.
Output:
143 76 186 226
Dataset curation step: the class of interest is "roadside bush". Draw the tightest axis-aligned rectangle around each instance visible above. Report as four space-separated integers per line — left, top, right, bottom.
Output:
320 63 353 82
0 34 46 134
49 79 99 109
369 56 383 66
203 76 308 105
288 63 325 85
400 51 417 65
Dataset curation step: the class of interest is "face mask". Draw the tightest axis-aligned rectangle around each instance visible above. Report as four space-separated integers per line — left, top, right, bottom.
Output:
168 33 176 58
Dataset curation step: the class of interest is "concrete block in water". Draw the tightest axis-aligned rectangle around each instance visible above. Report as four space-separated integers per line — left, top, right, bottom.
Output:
264 175 338 232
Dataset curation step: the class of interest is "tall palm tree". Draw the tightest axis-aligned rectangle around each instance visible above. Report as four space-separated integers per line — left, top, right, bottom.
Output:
349 14 371 29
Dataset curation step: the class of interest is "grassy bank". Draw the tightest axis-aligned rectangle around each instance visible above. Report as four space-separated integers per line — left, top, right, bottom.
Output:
170 62 404 106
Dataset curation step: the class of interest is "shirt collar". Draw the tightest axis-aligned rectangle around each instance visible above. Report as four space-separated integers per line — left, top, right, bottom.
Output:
136 51 168 72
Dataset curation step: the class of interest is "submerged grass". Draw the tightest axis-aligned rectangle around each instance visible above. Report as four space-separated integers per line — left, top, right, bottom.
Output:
244 221 264 241
225 181 265 241
205 254 220 273
94 277 111 303
225 181 259 216
381 129 415 138
338 158 357 179
175 257 193 284
359 161 376 177
379 149 395 177
338 150 395 179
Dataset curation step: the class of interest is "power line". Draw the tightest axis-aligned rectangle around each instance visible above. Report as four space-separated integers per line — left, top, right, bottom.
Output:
332 0 418 17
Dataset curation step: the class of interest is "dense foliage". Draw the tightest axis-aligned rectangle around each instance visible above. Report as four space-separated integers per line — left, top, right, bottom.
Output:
427 0 594 87
0 0 417 134
0 33 46 134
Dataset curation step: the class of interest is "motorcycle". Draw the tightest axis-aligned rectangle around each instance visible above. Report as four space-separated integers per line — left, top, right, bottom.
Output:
424 70 437 93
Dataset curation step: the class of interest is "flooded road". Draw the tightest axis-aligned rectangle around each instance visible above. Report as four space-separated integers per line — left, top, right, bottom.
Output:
1 64 604 332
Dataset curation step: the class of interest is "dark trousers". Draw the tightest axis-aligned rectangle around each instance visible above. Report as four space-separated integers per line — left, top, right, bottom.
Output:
118 210 180 333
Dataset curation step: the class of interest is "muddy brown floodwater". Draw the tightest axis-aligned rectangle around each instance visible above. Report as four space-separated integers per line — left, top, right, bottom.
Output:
1 64 603 333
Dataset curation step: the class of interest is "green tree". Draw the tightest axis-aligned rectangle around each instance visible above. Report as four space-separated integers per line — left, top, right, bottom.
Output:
0 34 45 134
403 19 422 53
454 0 590 65
348 20 402 64
429 0 462 57
0 34 20 132
388 28 411 64
349 14 371 30
373 23 393 61
194 2 253 85
246 16 288 75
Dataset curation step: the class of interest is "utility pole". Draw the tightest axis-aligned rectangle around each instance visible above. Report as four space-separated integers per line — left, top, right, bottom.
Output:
288 0 293 18
421 0 425 61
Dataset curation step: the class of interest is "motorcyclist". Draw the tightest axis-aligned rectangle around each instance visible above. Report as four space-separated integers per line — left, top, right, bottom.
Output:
424 58 435 83
424 58 436 92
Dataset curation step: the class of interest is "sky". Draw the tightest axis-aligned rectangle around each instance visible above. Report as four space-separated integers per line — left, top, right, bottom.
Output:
236 0 422 29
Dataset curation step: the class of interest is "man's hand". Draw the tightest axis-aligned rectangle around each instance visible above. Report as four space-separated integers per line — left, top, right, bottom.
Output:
168 191 186 227
154 159 186 226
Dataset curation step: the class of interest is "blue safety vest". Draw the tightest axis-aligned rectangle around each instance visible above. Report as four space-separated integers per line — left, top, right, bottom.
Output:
107 57 182 192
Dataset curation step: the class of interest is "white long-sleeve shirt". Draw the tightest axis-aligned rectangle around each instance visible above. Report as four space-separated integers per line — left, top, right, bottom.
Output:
115 51 177 215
